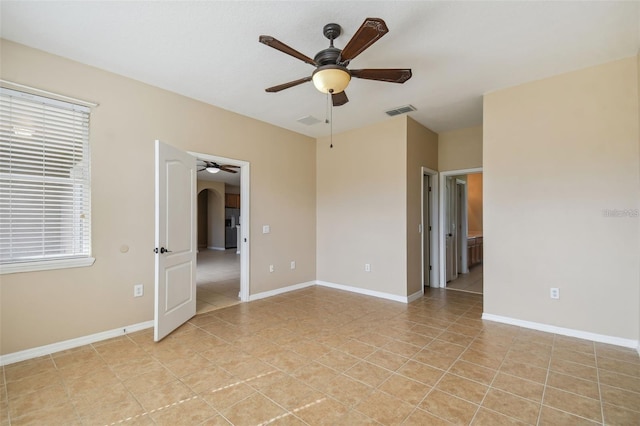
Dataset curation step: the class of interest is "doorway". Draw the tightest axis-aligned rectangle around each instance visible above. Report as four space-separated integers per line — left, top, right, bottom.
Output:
196 187 241 314
439 168 483 294
422 168 439 288
191 151 250 309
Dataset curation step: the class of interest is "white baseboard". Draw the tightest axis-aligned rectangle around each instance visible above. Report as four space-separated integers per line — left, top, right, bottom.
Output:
0 320 154 366
207 246 226 251
482 313 638 349
248 281 316 301
316 280 411 303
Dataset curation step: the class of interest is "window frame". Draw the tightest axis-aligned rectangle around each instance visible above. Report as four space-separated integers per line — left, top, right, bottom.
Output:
0 87 95 274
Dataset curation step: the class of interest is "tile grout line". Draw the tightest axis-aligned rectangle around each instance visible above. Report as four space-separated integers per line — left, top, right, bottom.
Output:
534 335 609 425
403 302 464 404
407 301 489 424
50 351 85 425
534 334 556 426
594 344 606 425
463 303 513 425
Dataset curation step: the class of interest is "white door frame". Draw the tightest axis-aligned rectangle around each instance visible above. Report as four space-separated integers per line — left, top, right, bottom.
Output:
438 167 482 288
421 167 439 288
189 151 251 302
455 178 469 275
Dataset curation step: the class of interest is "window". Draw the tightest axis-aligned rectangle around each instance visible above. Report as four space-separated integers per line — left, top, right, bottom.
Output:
0 87 93 273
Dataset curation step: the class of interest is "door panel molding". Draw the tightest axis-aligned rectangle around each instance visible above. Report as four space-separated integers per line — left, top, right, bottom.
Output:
155 140 197 341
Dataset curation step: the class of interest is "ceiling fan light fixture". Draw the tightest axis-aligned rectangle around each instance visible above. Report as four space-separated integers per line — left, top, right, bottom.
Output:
312 65 350 94
206 166 220 174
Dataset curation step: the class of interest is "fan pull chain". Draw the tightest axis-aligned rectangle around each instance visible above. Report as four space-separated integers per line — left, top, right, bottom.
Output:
325 92 330 125
330 99 334 149
327 90 334 148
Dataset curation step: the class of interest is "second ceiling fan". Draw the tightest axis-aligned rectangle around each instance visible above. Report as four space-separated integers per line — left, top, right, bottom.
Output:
198 161 239 174
259 17 412 106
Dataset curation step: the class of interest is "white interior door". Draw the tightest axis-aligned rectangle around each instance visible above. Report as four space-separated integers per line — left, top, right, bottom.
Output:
456 180 469 274
445 177 455 282
423 174 431 288
154 140 197 341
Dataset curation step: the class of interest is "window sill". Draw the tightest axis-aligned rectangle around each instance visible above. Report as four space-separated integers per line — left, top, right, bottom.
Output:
0 257 96 275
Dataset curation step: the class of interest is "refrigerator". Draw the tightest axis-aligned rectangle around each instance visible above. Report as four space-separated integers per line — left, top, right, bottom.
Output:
225 208 240 248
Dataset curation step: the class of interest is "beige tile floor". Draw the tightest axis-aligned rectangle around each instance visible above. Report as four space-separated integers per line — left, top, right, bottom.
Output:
2 286 639 425
196 249 241 315
446 265 483 294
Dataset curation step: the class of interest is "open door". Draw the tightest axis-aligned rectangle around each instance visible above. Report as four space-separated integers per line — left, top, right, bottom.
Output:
445 176 456 282
154 140 197 341
423 174 431 288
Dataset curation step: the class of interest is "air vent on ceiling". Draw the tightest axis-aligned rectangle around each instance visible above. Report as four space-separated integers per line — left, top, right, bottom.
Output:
385 104 417 117
297 115 322 126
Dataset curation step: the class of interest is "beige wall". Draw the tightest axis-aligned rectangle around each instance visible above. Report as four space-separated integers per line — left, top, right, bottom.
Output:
438 125 482 171
0 40 317 355
197 190 208 247
316 117 408 296
484 57 640 340
406 117 438 296
467 173 483 233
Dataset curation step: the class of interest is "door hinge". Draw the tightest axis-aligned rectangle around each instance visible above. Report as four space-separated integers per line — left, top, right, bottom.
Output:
429 226 432 231
429 265 432 270
428 186 432 192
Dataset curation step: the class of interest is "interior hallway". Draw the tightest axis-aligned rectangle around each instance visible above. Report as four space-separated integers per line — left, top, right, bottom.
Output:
196 249 240 314
3 287 639 425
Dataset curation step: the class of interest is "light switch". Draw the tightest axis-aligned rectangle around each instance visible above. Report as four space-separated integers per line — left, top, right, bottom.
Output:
263 225 270 234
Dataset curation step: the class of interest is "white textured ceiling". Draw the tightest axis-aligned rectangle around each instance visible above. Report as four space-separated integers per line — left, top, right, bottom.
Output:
1 1 639 139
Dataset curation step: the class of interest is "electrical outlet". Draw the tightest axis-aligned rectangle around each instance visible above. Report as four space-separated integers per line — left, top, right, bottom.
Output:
134 284 143 297
365 263 371 272
290 261 296 269
550 288 560 300
269 264 274 273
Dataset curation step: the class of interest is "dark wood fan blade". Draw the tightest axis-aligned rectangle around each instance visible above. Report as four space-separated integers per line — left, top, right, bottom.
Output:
265 76 312 93
350 69 412 83
219 166 238 174
339 18 389 63
332 91 349 106
259 35 317 66
220 165 240 168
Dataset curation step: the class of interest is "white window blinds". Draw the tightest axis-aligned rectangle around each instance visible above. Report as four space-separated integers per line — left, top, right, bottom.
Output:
0 87 91 264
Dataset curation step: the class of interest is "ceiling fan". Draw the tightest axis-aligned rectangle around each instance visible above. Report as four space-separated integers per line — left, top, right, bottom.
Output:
197 161 239 174
259 17 412 106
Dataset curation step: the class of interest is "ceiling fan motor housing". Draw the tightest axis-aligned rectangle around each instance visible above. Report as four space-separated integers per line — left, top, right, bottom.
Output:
313 24 351 94
314 47 341 66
